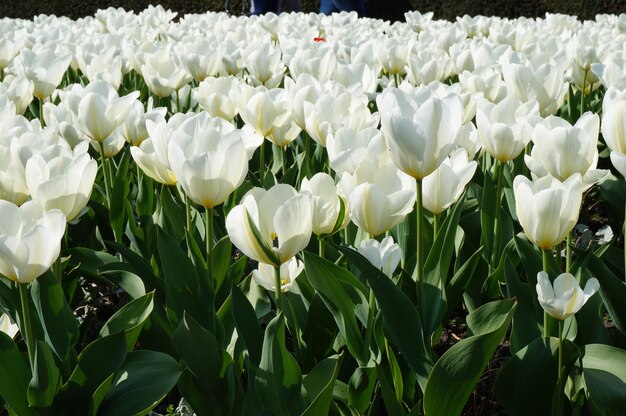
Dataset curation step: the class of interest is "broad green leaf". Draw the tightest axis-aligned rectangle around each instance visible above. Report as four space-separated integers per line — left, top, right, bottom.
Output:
106 242 161 293
56 332 127 415
586 256 626 335
504 263 543 354
232 284 264 367
172 313 230 415
30 271 79 364
493 337 579 416
136 170 155 217
97 262 146 299
98 350 182 416
445 247 483 322
348 366 376 414
27 340 61 408
582 344 626 411
338 246 432 391
212 236 233 293
479 166 496 262
376 364 407 416
0 331 37 416
424 193 466 287
303 294 339 368
99 291 154 350
157 186 186 242
304 252 367 364
110 148 131 242
172 313 224 389
301 354 343 415
157 228 210 330
423 298 516 416
255 314 304 416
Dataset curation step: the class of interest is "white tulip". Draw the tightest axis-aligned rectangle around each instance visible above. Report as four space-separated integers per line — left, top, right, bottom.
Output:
513 174 582 250
422 149 477 215
226 184 312 266
358 236 402 277
252 258 304 293
0 200 66 283
526 112 608 189
536 271 599 320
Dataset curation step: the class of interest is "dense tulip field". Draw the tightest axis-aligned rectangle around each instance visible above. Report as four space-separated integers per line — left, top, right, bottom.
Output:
1 4 626 415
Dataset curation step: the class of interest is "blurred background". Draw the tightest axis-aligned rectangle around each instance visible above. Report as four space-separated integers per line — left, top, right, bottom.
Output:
0 0 625 22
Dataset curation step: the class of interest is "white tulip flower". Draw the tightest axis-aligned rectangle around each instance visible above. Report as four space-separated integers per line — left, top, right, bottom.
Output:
536 271 599 320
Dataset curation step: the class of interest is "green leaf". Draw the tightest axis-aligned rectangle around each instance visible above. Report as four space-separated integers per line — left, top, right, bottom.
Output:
582 344 626 411
301 353 343 415
157 228 209 330
56 333 127 416
586 256 626 335
348 366 376 414
303 252 367 364
480 167 496 262
376 364 407 416
420 196 465 341
232 285 264 367
0 331 37 416
255 314 304 416
97 262 146 299
30 271 79 364
27 340 61 408
212 236 233 294
493 337 579 416
99 291 154 350
338 246 432 391
423 298 516 416
136 170 155 217
98 350 182 416
445 247 483 322
110 148 131 242
157 186 187 242
172 313 224 390
504 264 543 354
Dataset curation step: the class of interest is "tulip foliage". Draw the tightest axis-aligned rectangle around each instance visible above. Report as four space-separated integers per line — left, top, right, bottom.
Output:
1 5 626 416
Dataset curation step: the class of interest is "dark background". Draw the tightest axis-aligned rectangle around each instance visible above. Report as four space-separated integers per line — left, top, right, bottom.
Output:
0 0 625 22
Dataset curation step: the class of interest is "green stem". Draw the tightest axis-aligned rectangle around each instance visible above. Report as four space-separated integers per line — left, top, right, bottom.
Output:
98 141 112 207
543 249 551 338
176 89 181 113
394 72 401 87
205 207 213 273
274 265 283 313
580 69 587 115
285 294 305 361
491 161 505 273
19 283 35 372
53 256 62 282
416 179 423 286
363 286 376 358
433 214 439 240
282 146 288 177
185 194 192 233
556 319 564 415
259 141 265 181
566 232 572 273
318 237 325 258
38 97 45 127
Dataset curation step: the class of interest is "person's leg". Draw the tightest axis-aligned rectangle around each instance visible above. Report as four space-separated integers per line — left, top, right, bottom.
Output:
330 0 365 16
252 0 279 14
279 0 301 12
320 0 338 14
